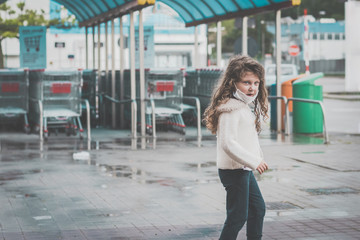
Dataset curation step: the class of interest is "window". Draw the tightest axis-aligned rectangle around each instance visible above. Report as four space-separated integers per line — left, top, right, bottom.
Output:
320 33 325 40
327 33 333 40
312 33 318 40
334 34 340 40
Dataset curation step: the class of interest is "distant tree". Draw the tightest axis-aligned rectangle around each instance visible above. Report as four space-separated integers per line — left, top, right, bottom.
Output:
0 2 76 68
282 0 345 20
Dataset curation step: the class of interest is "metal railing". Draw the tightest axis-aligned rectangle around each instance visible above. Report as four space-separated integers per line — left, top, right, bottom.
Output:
285 98 329 144
102 94 139 139
147 98 156 138
83 99 91 140
102 94 202 140
38 100 43 141
167 96 202 140
37 99 91 141
268 95 288 133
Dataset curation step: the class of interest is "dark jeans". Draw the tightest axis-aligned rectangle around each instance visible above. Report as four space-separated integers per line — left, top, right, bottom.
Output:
218 169 266 240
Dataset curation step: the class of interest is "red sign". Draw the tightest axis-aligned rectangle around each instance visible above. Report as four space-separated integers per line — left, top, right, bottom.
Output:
156 81 174 92
2 83 19 93
52 83 71 94
289 45 300 56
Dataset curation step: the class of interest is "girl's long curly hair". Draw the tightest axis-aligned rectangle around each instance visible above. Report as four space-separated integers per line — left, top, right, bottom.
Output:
203 55 269 134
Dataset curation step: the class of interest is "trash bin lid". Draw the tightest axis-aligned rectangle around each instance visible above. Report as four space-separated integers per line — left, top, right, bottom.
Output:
293 72 324 85
282 74 306 86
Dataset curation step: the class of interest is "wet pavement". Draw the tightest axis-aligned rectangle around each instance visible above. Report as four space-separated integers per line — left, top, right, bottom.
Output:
1 76 360 240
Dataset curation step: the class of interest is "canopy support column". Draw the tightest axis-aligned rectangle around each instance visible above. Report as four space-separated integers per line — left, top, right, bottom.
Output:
139 9 146 140
97 23 102 126
242 16 248 56
194 26 198 68
217 21 222 67
92 25 95 69
105 21 109 127
130 11 137 139
119 17 125 129
111 18 116 129
276 10 282 133
97 23 101 79
85 27 88 69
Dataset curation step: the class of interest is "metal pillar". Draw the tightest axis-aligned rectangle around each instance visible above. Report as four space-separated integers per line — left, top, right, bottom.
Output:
217 21 222 67
92 25 95 69
111 18 116 129
194 26 199 68
85 27 88 69
97 24 102 125
105 21 109 127
242 16 248 56
105 21 109 79
97 23 101 81
304 9 310 75
119 17 125 129
139 10 146 139
276 10 282 133
130 11 137 138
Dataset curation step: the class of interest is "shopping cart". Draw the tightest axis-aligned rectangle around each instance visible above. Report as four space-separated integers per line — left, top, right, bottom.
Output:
81 69 98 127
184 68 223 117
29 69 83 140
24 35 41 52
0 69 30 133
145 69 186 134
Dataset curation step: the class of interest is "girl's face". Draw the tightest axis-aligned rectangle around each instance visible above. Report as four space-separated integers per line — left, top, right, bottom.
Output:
235 72 260 97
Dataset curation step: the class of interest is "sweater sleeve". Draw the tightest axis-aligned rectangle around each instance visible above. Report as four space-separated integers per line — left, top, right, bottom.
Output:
219 111 262 170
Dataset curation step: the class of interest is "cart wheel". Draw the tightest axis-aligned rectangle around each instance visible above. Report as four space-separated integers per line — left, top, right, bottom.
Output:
181 129 186 135
24 126 31 134
72 128 77 136
146 128 153 136
33 125 40 134
44 132 48 140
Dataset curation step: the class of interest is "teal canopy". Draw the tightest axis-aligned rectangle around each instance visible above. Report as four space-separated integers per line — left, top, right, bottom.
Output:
53 0 295 27
1 0 295 27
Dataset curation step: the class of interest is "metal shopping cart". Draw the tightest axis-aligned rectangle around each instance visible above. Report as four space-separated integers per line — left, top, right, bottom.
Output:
145 69 186 134
0 69 30 133
24 35 41 52
81 69 98 127
29 69 84 140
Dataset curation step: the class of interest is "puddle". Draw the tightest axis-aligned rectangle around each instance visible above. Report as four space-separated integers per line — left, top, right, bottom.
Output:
33 216 52 221
185 161 216 169
99 164 147 180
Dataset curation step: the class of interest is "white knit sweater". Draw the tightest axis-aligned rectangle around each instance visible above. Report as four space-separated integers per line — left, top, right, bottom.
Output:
216 98 263 171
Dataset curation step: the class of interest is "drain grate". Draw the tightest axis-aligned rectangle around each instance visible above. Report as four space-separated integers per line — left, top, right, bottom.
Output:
304 187 359 195
266 201 300 210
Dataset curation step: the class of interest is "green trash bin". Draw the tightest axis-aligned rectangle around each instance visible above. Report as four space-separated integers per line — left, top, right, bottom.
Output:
292 72 324 134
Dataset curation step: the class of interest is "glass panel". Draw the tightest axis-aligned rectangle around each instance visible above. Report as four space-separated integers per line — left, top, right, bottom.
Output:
234 0 253 9
253 0 270 7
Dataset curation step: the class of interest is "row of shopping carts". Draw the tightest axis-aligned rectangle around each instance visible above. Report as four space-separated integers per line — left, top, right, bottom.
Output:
0 67 223 138
0 68 86 140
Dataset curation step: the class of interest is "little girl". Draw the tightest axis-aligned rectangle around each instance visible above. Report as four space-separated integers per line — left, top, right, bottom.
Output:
203 55 269 240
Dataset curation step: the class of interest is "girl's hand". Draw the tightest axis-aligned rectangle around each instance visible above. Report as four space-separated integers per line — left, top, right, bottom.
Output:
256 160 268 174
